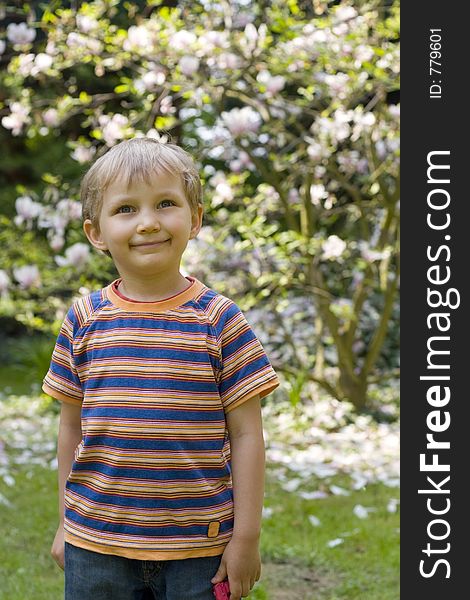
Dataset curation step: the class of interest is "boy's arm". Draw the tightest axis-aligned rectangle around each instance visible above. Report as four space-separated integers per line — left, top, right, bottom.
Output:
50 401 82 569
211 394 265 599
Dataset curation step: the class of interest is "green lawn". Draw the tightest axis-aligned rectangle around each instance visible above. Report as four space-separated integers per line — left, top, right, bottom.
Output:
0 375 399 600
0 463 399 600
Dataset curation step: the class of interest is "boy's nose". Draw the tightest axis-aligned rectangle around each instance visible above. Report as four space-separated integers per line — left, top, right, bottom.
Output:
136 214 161 233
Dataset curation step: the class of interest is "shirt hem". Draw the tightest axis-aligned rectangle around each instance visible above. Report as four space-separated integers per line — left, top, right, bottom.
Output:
224 377 280 413
41 382 82 405
64 531 227 561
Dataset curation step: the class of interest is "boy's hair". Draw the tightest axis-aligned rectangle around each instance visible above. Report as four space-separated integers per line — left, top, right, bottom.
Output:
80 137 203 231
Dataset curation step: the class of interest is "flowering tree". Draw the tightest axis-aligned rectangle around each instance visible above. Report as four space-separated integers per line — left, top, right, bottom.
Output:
0 0 399 410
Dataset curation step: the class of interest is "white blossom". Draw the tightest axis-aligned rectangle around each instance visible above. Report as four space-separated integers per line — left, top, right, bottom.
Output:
71 145 96 163
322 235 347 260
0 40 5 55
310 184 328 206
123 25 154 52
307 141 324 162
212 52 241 70
212 182 234 207
76 14 99 33
353 504 376 519
308 515 321 527
169 30 197 51
179 56 200 76
66 32 89 48
359 241 391 263
135 69 166 93
327 538 344 548
1 102 31 136
330 485 350 496
6 23 36 45
33 53 53 73
334 6 358 23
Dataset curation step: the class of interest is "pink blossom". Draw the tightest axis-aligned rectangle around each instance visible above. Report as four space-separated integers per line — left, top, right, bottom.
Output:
0 270 11 296
98 114 129 145
229 150 254 172
6 23 36 45
221 107 262 137
55 243 90 268
57 198 82 221
14 196 42 228
13 265 41 289
49 234 65 252
257 71 286 95
160 96 176 116
43 108 59 127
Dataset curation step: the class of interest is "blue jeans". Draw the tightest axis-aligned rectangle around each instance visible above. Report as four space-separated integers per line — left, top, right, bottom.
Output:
64 542 222 600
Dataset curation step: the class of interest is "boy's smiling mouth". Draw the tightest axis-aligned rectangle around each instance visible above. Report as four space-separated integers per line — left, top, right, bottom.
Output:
131 239 170 248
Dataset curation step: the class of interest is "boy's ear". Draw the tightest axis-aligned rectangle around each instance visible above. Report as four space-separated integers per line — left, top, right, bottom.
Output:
83 219 108 252
189 204 204 240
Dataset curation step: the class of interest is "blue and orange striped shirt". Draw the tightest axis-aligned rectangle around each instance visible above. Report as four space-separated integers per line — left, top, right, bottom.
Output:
42 276 280 560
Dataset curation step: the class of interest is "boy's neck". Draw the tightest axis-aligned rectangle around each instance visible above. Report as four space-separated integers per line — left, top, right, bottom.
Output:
116 272 191 302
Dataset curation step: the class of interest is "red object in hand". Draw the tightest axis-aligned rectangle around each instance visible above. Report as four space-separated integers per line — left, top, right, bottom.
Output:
212 580 230 600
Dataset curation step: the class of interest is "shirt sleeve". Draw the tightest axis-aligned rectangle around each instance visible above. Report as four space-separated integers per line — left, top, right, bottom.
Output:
42 304 83 405
216 300 280 413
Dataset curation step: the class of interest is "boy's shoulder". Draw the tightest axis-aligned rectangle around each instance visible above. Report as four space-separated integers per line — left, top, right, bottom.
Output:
196 282 242 313
65 285 110 330
195 283 248 329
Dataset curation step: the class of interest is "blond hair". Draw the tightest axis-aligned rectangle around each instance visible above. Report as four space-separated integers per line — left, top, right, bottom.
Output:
80 137 203 229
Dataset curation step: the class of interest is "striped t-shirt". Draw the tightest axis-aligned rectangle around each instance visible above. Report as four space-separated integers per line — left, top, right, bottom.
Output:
42 276 280 560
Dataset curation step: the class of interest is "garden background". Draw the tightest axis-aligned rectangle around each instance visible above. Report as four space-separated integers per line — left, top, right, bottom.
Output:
0 1 399 598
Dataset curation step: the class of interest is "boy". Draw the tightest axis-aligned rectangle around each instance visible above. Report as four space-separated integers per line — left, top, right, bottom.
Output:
43 137 280 600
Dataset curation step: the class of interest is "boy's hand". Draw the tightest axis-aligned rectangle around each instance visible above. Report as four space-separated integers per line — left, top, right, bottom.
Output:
51 525 65 570
211 537 261 599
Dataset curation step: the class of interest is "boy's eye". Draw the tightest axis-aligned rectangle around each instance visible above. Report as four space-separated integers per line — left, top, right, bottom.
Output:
117 205 133 214
159 199 174 208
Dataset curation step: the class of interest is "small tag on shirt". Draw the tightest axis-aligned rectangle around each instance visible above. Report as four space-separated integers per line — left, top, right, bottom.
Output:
207 521 220 538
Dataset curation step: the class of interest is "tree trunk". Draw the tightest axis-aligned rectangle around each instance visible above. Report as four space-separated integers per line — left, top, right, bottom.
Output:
338 370 368 410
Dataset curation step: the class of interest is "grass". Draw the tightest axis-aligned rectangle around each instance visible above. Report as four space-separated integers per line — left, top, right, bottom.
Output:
0 463 399 600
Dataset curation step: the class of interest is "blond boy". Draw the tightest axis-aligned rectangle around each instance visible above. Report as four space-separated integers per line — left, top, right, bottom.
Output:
43 137 280 600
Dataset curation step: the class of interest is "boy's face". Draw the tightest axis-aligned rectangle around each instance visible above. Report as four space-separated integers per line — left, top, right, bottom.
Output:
83 170 203 281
